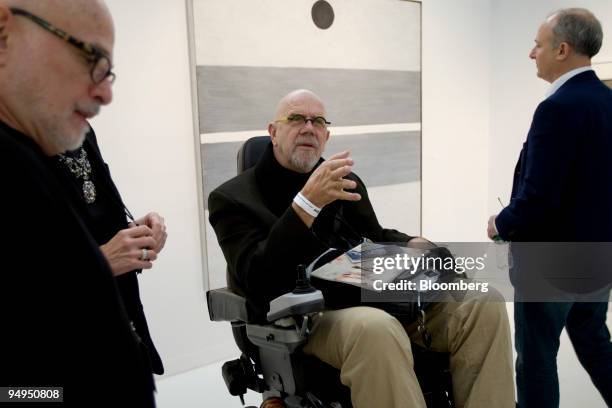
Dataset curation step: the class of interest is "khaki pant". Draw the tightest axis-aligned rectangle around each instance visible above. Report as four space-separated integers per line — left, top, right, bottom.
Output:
303 289 514 408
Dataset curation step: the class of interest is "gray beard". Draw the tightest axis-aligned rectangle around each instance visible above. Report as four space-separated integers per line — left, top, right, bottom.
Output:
290 151 319 173
49 124 88 155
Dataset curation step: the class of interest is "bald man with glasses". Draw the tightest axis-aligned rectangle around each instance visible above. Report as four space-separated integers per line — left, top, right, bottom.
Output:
209 89 515 408
0 1 155 405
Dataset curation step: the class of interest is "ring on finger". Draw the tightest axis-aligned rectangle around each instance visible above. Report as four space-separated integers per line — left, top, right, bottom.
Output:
139 248 149 261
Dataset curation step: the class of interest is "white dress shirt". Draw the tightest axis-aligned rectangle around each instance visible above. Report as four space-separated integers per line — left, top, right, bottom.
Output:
545 66 593 98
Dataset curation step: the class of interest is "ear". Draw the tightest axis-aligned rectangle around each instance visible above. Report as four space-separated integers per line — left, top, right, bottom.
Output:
556 42 570 61
0 6 12 65
268 122 277 146
324 129 330 142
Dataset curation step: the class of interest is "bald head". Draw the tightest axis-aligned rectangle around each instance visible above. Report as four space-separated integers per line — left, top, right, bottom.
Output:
0 0 115 155
275 89 325 122
1 0 115 52
274 89 327 120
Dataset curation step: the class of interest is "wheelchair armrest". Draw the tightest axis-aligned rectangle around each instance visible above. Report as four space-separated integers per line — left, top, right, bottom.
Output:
207 287 253 323
267 289 325 322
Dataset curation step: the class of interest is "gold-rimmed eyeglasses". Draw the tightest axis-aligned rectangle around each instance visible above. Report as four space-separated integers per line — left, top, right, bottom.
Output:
275 113 331 129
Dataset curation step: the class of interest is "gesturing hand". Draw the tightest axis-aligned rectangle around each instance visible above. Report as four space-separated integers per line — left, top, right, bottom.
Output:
301 150 362 208
100 225 158 276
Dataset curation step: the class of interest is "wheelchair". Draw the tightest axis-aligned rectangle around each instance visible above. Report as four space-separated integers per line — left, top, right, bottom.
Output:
206 136 455 407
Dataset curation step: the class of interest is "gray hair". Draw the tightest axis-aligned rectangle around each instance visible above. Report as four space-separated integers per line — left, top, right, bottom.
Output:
548 8 603 58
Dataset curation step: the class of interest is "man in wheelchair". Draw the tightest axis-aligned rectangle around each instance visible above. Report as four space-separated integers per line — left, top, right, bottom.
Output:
208 89 514 407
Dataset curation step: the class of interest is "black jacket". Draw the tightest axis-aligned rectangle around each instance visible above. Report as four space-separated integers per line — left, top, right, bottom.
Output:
0 121 155 406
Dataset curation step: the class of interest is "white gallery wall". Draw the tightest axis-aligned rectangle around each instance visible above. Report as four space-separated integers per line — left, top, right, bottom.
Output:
421 0 492 241
88 2 611 405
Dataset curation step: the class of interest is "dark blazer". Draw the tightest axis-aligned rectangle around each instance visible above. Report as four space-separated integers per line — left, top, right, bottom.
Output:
0 122 155 406
496 70 612 242
496 70 612 293
208 144 412 317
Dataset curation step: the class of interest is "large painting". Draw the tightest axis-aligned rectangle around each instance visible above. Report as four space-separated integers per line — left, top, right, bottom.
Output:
189 0 422 289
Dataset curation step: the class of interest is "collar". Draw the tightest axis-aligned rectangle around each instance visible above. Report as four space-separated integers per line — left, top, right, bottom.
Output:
254 142 322 215
546 66 593 98
255 142 314 182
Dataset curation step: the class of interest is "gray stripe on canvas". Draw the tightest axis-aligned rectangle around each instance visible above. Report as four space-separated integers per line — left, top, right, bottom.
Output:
202 131 420 208
197 66 420 133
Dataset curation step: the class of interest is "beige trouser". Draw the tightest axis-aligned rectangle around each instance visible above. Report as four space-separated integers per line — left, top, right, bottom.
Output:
303 289 514 408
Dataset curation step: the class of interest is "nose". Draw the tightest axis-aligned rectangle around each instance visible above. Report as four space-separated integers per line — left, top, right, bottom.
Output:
90 79 113 105
302 118 316 131
529 48 536 60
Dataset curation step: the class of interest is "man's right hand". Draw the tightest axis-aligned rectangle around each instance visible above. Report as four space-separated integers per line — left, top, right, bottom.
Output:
301 150 362 208
292 151 362 227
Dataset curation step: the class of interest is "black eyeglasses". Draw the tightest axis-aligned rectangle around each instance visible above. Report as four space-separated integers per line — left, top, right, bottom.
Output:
10 7 115 85
275 113 331 128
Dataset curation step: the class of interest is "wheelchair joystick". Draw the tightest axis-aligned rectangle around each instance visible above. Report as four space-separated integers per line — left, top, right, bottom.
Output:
293 264 316 294
266 265 325 323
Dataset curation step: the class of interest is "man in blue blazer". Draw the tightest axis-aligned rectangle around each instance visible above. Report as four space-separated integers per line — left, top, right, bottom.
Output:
488 8 612 408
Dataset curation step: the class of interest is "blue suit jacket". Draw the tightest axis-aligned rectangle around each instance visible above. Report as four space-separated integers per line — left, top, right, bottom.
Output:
496 70 612 243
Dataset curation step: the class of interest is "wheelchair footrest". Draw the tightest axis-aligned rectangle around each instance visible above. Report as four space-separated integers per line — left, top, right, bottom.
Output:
222 354 265 400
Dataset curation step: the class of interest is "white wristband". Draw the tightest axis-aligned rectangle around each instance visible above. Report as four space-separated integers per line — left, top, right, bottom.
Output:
293 192 321 218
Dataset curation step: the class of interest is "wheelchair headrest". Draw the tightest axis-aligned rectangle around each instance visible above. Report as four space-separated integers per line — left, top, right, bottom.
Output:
237 136 271 174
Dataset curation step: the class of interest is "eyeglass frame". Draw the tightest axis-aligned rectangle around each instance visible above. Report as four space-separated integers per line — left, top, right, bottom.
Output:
275 113 332 128
9 7 116 85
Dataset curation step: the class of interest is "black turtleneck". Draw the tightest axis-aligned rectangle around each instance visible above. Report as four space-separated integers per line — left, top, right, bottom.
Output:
254 144 366 251
255 143 314 218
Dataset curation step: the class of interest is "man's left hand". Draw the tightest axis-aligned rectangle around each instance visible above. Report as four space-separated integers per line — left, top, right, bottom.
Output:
487 215 499 240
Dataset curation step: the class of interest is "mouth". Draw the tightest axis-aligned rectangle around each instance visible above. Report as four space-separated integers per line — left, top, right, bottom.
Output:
75 110 95 120
296 143 317 149
295 138 319 149
74 104 100 121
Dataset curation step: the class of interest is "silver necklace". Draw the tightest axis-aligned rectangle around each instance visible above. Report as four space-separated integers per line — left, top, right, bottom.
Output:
58 147 96 204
